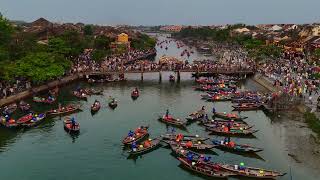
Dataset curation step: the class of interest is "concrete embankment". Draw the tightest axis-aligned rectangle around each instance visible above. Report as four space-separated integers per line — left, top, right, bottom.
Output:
252 73 280 93
0 74 83 107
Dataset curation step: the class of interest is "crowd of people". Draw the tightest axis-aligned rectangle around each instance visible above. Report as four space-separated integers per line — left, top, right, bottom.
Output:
258 55 320 110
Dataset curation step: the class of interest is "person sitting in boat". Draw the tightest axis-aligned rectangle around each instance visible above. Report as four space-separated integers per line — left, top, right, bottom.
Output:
71 117 76 129
143 139 152 148
175 133 183 142
203 114 209 123
165 109 170 118
186 152 194 161
197 106 205 118
131 142 137 151
203 156 211 162
186 141 193 148
134 87 139 93
212 107 216 114
4 114 10 122
48 95 54 102
94 100 99 105
128 130 134 137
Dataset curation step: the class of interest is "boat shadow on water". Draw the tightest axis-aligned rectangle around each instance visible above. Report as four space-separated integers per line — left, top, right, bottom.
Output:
216 150 265 162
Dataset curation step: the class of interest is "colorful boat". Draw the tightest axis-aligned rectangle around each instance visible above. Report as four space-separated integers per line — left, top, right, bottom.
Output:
206 126 258 136
22 113 46 128
47 104 81 116
91 101 101 114
219 164 286 179
19 101 31 112
178 157 235 179
232 103 262 111
128 138 161 156
131 90 139 100
158 115 186 127
213 112 247 121
33 96 56 104
72 91 88 101
212 139 263 153
63 118 80 133
16 113 33 124
122 126 149 145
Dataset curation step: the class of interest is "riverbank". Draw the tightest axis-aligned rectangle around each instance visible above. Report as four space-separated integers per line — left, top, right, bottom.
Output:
0 74 82 107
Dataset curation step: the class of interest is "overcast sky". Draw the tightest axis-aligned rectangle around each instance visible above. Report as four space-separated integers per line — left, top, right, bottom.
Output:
0 0 319 25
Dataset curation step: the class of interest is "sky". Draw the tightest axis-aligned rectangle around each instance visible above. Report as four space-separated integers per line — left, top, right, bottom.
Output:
0 0 319 25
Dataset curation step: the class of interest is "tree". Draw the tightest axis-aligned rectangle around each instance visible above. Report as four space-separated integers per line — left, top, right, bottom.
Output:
84 25 94 36
15 52 71 83
92 49 108 61
313 48 320 59
48 37 71 56
0 15 14 47
94 35 112 50
60 30 85 57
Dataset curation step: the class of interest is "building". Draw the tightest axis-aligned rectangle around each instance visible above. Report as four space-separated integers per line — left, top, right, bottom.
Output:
118 33 129 43
312 26 320 36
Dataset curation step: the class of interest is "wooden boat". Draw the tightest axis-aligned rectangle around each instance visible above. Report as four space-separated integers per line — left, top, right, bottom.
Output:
19 101 31 112
72 91 88 101
206 95 231 102
213 112 247 121
186 113 205 123
63 118 80 133
163 140 215 151
203 122 253 130
158 115 186 127
212 139 263 153
169 75 175 82
206 126 258 136
22 113 46 128
219 164 286 179
85 89 103 95
0 116 20 129
33 96 56 104
128 138 161 156
108 100 118 109
131 91 139 100
16 113 33 124
47 104 81 116
178 157 235 179
231 97 259 104
161 133 209 142
170 144 202 159
91 101 101 114
2 103 18 114
232 103 262 111
122 126 149 145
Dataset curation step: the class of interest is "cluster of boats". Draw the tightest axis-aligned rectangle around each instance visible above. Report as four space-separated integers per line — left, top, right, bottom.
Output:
119 75 285 179
196 77 265 111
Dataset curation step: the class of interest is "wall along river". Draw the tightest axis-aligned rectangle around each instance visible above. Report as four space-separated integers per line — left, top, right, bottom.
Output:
0 34 318 180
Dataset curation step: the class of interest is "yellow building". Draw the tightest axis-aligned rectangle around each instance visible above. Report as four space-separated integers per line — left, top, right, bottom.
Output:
118 33 129 43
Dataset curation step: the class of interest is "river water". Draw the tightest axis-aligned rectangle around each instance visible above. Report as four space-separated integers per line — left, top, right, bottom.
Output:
0 34 318 180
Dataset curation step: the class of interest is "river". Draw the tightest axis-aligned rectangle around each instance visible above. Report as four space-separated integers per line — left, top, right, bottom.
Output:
0 34 318 180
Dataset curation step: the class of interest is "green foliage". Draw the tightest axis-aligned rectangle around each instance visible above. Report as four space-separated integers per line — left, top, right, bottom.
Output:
84 25 94 36
7 32 40 60
131 34 156 50
48 37 71 56
15 52 71 83
59 30 86 57
313 49 320 59
94 35 112 50
0 15 14 47
304 112 320 136
92 49 109 61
